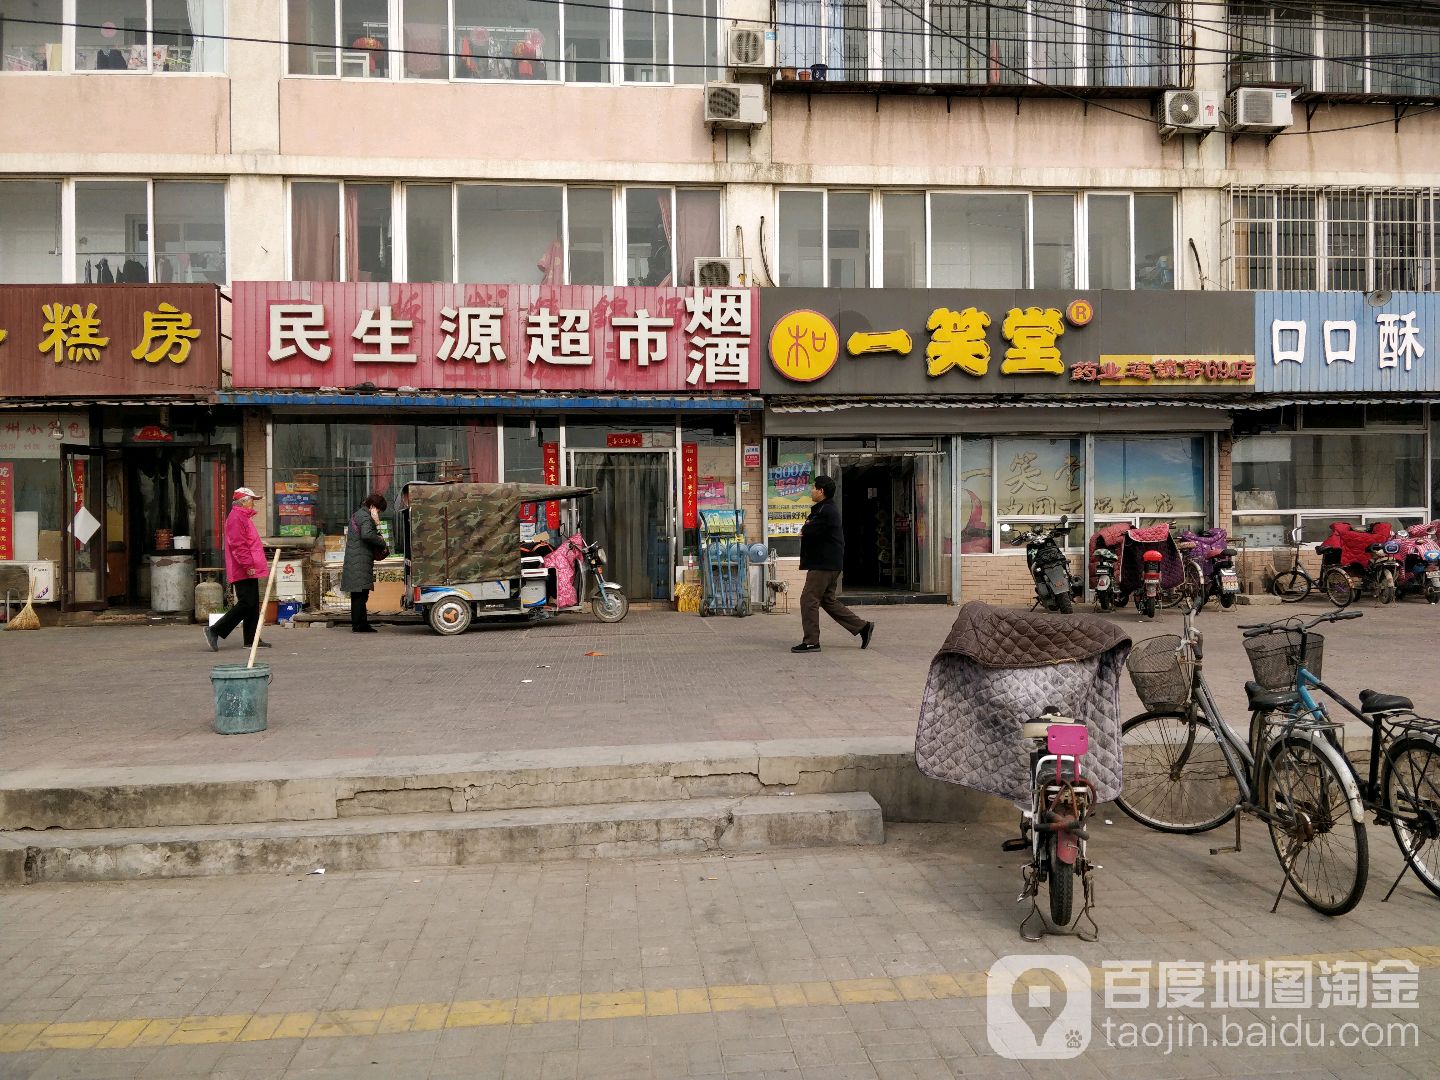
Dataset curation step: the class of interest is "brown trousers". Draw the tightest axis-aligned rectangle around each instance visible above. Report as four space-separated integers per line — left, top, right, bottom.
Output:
800 570 866 645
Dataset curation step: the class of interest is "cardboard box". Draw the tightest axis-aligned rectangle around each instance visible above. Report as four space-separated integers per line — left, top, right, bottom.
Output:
368 580 407 613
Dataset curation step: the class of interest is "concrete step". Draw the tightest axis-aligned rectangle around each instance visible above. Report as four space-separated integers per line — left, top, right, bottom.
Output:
0 739 1008 832
0 792 884 884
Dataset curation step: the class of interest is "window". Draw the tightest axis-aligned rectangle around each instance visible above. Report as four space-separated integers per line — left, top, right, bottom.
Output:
404 184 452 283
779 0 1181 89
932 193 1028 289
764 437 817 557
1033 193 1075 288
959 436 993 553
289 181 391 282
1086 194 1129 290
778 191 824 287
1227 187 1440 292
457 185 562 284
288 0 717 82
1 0 63 70
72 0 222 72
1094 436 1205 521
572 187 615 287
996 437 1084 520
882 193 925 288
682 422 737 558
0 181 62 283
75 179 224 283
1231 3 1440 99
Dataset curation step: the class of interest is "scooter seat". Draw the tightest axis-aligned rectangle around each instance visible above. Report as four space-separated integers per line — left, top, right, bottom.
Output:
1245 680 1300 712
1359 689 1413 714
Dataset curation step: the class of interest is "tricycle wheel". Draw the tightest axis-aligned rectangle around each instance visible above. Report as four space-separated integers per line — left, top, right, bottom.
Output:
427 596 472 636
592 590 629 623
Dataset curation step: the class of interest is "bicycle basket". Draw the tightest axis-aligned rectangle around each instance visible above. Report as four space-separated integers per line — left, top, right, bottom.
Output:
1243 630 1324 691
1126 634 1192 711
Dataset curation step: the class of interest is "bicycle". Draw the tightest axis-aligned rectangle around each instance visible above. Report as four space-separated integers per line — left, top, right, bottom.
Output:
1116 608 1369 916
1003 707 1099 941
1270 526 1335 604
1238 612 1440 902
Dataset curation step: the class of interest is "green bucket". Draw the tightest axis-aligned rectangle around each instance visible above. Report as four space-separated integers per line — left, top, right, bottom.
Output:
211 663 271 735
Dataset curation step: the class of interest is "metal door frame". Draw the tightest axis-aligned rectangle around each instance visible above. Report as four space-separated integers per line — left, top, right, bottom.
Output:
821 450 942 593
59 443 107 612
564 446 678 601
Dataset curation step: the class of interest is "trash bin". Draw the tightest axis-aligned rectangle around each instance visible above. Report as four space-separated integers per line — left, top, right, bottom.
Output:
211 663 270 734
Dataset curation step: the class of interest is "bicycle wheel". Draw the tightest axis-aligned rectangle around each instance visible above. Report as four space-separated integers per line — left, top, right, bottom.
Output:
1271 569 1312 604
1323 567 1355 609
1381 734 1440 900
1183 560 1207 613
1047 835 1074 926
1261 735 1368 916
1116 711 1240 833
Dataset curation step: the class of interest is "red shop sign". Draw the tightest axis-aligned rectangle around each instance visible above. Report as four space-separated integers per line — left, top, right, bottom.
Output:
607 433 644 449
542 442 560 531
682 444 699 530
0 462 13 561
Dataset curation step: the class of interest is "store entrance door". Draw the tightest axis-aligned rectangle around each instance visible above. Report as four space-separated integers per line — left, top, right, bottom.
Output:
60 445 106 612
567 449 675 602
822 452 947 601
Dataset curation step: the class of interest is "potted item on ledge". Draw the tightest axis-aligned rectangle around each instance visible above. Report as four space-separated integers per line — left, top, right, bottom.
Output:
797 67 812 81
810 63 827 81
778 65 796 81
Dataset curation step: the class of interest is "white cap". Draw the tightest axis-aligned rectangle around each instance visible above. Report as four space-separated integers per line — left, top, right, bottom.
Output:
233 487 261 500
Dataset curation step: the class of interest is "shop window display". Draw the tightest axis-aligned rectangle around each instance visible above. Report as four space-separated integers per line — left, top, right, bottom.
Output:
681 424 737 558
1093 436 1205 522
958 436 993 553
765 437 817 557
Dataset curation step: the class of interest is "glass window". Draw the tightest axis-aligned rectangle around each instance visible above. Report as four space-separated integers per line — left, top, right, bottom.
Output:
778 191 824 287
454 0 556 80
291 181 340 280
288 0 338 75
624 188 669 286
623 0 668 82
565 0 610 82
682 422 737 557
570 187 615 287
958 436 993 553
2 0 63 70
0 181 62 283
76 180 148 283
153 181 225 284
73 0 221 71
1134 194 1174 289
152 0 223 71
673 0 718 84
765 437 816 557
827 192 869 288
341 0 388 77
882 193 925 288
1094 436 1205 518
931 194 1027 289
1087 194 1130 289
76 0 146 70
346 183 392 282
501 417 560 484
457 185 562 284
1234 434 1425 512
1032 194 1076 289
404 184 452 282
402 0 448 78
995 437 1084 518
674 188 722 286
564 421 676 448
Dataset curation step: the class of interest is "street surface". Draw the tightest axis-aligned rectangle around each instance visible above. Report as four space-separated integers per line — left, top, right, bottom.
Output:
0 601 1425 772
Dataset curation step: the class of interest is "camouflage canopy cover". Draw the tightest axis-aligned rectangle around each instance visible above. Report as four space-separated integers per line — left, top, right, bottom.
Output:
405 482 595 584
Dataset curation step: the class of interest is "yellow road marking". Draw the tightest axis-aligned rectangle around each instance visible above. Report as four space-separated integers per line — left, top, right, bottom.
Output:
1 945 1435 1053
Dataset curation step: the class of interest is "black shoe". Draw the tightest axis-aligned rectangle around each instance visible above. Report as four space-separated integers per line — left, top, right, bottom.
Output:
243 640 273 649
791 643 821 653
353 625 379 634
859 622 874 650
204 627 219 652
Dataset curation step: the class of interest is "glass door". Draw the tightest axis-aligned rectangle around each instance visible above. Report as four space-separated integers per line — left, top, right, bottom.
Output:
567 449 676 601
60 445 107 611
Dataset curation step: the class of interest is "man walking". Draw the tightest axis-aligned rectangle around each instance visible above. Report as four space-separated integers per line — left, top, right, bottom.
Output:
792 475 874 654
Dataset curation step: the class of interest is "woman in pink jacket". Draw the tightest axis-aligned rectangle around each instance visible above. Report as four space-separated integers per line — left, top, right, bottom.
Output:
205 487 270 651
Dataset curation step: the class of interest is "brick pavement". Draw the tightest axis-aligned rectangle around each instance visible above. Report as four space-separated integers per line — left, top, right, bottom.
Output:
1 601 1429 773
0 817 1437 1079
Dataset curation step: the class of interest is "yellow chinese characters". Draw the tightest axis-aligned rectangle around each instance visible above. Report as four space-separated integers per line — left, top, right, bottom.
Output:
925 307 991 377
0 328 7 345
132 302 201 364
769 309 839 383
1001 306 1065 375
40 303 109 364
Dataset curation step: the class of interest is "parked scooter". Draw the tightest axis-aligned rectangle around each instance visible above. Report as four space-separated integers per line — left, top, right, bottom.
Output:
1177 526 1240 611
1395 522 1440 604
1002 517 1080 614
1319 521 1400 608
1091 545 1121 612
1102 523 1185 620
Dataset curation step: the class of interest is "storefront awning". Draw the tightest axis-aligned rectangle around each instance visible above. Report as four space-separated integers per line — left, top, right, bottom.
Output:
217 391 758 412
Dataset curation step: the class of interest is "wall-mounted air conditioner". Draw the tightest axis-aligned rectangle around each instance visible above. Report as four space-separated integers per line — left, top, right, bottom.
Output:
704 82 768 128
692 257 747 287
1228 87 1294 132
1161 89 1220 132
728 24 776 71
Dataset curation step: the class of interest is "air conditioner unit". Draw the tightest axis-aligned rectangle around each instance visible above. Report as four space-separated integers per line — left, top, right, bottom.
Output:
692 257 747 287
1228 87 1294 132
1161 89 1220 132
728 24 776 71
704 82 768 128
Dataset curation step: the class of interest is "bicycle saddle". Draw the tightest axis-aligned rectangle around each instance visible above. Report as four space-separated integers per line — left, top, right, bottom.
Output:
1244 681 1300 711
1359 689 1413 714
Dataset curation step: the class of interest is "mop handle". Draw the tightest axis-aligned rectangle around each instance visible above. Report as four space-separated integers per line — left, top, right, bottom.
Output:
247 549 282 670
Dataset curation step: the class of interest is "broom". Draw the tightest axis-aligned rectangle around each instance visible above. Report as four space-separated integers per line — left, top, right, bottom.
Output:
7 574 39 631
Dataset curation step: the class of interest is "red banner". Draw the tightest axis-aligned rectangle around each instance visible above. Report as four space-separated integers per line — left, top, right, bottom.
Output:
682 444 699 530
0 462 13 560
70 457 86 550
542 443 560 531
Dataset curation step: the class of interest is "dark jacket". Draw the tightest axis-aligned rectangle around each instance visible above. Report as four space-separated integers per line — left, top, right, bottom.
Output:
799 497 844 572
340 508 389 593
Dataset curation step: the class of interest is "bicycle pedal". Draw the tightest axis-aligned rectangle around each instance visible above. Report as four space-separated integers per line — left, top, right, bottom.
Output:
1001 837 1029 852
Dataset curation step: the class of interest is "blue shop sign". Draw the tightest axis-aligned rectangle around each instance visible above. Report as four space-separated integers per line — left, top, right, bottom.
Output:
1255 293 1438 393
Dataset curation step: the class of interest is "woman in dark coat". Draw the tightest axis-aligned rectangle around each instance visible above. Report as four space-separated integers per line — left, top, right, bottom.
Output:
340 493 389 633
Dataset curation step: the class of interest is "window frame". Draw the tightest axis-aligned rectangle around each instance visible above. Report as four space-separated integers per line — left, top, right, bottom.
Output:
0 0 227 74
